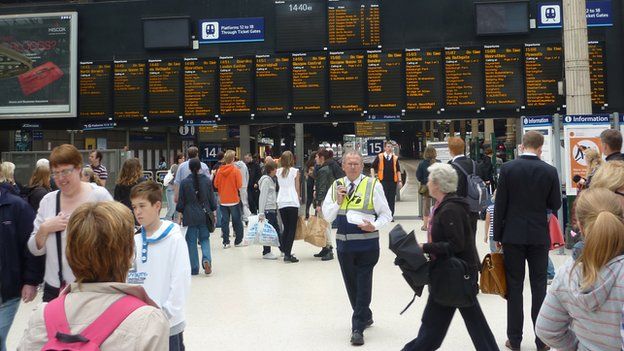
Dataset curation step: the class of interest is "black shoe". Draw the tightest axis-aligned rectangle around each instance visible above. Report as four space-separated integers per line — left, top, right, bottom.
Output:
314 247 329 258
350 330 364 346
284 255 299 263
505 340 520 350
364 319 373 329
321 250 334 261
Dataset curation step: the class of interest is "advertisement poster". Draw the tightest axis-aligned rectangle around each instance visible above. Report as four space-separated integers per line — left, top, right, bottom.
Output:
0 12 77 118
563 115 610 195
521 116 554 166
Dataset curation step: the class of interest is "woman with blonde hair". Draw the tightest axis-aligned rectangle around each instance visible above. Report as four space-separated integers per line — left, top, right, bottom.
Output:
0 161 20 195
81 167 103 187
276 151 301 263
536 188 624 351
19 201 169 350
589 160 624 208
416 146 437 231
114 158 144 210
26 166 52 212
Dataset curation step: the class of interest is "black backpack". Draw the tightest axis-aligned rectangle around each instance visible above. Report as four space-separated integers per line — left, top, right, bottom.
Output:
452 159 488 213
388 225 429 314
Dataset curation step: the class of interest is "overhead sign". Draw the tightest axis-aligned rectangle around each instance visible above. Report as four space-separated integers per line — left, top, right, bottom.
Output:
366 139 384 156
521 115 554 166
563 114 610 124
83 122 115 131
538 1 613 28
522 115 552 127
199 143 222 162
198 17 264 44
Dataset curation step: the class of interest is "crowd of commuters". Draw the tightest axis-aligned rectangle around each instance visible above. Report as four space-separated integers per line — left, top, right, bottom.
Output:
2 126 624 350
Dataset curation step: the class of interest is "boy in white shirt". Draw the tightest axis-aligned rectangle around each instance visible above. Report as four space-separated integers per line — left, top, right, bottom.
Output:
127 181 191 351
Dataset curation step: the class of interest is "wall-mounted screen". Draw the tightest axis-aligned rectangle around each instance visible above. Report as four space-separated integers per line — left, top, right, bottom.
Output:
143 17 191 49
475 1 529 35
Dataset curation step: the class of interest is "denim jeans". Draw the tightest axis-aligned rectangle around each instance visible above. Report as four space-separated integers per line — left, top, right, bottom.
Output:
220 204 244 245
165 186 177 220
488 234 497 253
186 225 211 275
547 256 555 279
169 332 185 351
0 297 20 351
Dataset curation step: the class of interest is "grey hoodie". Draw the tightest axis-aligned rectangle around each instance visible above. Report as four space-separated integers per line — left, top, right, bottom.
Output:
258 175 277 213
535 255 624 351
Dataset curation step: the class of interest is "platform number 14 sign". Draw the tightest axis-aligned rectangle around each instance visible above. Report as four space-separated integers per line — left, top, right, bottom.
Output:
200 143 222 162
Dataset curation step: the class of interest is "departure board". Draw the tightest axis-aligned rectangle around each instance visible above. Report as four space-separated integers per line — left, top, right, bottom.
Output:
405 48 443 111
367 50 402 111
524 43 562 108
79 62 111 119
148 60 181 118
328 0 381 50
444 47 483 109
329 51 365 113
255 55 290 114
355 121 387 137
184 58 218 117
292 53 328 113
113 60 146 119
219 56 253 116
484 45 523 108
275 1 327 52
589 41 606 106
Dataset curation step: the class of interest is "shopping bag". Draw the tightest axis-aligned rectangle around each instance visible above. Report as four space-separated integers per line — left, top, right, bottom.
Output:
480 252 507 298
295 216 307 240
304 216 328 247
258 220 280 247
549 214 565 250
243 215 261 245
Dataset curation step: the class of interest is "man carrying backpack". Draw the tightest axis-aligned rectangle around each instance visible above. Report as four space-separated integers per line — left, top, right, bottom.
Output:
447 137 487 236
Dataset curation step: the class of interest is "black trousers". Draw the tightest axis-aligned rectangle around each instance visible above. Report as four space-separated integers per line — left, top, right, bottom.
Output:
402 295 499 351
469 212 478 236
279 207 298 257
503 243 549 349
381 180 397 215
337 249 379 332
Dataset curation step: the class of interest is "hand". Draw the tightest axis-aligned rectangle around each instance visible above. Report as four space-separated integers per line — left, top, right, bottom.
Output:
358 219 376 232
315 206 322 215
21 285 37 303
254 184 258 189
43 213 70 234
495 241 502 250
484 236 489 243
177 214 183 225
336 185 347 205
258 213 265 221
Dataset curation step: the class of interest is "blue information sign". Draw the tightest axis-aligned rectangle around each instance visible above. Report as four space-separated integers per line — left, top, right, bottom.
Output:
198 17 264 44
522 116 553 127
538 1 612 28
563 114 610 125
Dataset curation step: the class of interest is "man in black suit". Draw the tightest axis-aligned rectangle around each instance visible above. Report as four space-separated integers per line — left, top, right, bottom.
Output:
600 129 624 162
447 136 479 235
372 141 402 216
493 131 561 351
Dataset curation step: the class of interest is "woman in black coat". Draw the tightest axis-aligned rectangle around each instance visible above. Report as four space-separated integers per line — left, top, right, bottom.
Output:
402 163 499 351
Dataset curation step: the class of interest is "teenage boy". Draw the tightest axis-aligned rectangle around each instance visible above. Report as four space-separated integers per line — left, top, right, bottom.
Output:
128 181 191 351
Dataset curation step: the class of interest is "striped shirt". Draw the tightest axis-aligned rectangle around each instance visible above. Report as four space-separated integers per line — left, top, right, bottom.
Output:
90 163 108 181
536 255 624 351
486 204 494 237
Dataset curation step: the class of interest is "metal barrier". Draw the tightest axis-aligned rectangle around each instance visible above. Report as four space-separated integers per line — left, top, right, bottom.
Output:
142 171 154 181
155 170 168 184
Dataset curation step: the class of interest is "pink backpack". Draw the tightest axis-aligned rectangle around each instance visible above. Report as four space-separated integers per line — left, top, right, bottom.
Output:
42 293 146 351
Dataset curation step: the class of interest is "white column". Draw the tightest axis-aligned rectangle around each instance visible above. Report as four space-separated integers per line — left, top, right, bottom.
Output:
563 0 592 114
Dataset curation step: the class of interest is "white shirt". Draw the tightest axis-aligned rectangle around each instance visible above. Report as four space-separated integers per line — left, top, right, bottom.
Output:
128 220 191 335
384 152 393 160
276 167 300 209
522 152 538 157
27 183 113 288
322 175 393 231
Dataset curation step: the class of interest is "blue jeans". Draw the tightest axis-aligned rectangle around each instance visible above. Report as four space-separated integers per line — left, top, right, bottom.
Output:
186 225 211 275
0 298 19 351
488 235 497 253
215 194 223 228
165 186 176 220
220 204 244 245
169 332 185 351
547 257 555 279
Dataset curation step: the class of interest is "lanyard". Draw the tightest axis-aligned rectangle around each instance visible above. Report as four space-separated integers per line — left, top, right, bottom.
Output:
140 223 174 263
343 176 364 207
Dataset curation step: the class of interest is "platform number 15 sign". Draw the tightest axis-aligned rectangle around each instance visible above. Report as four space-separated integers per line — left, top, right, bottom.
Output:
367 139 384 155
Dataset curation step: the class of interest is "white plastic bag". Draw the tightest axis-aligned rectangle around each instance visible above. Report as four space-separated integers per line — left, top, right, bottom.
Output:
258 221 280 247
243 215 261 245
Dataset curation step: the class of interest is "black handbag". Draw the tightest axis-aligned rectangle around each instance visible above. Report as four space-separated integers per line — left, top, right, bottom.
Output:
194 184 215 232
429 255 478 308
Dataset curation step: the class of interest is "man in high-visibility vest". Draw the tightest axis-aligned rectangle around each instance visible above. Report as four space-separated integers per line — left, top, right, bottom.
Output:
322 150 392 346
371 141 402 216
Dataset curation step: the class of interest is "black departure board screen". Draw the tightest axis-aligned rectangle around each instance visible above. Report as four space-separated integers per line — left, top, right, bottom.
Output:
367 50 402 112
184 58 218 117
405 48 443 111
256 55 290 114
329 52 365 113
219 56 253 116
589 41 606 106
113 60 146 119
444 47 483 109
292 53 327 113
79 62 111 119
524 43 562 108
328 0 381 50
484 45 523 108
148 59 181 118
275 1 327 52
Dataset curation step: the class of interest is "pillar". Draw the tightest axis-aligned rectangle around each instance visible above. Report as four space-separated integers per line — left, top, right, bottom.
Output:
563 0 592 114
239 125 250 158
484 119 495 147
295 123 304 168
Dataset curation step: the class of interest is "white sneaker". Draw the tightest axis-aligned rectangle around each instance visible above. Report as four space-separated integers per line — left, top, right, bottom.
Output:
235 243 248 247
280 252 285 257
263 252 278 260
223 244 231 249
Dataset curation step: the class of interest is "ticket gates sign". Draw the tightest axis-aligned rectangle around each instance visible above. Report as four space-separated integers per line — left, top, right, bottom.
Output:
563 114 610 195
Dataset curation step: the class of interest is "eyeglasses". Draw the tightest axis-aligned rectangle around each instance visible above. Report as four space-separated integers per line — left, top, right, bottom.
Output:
346 163 362 168
615 191 624 198
51 167 75 179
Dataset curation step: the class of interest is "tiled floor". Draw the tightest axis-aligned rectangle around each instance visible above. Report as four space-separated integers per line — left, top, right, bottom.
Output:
6 161 571 350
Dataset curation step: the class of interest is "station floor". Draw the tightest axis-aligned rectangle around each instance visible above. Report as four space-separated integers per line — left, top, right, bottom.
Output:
7 161 571 350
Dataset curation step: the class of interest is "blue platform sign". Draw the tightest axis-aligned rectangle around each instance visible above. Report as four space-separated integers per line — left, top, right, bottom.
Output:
538 1 612 28
199 143 222 162
199 17 264 44
563 114 610 125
